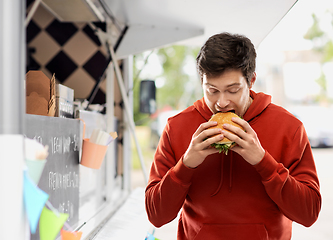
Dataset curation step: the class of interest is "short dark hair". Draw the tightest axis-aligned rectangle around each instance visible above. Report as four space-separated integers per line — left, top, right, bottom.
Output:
196 32 256 85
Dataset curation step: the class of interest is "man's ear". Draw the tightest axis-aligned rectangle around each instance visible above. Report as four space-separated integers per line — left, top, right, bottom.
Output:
249 72 256 88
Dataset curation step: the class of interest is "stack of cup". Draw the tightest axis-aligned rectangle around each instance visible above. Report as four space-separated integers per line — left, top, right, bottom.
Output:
80 127 117 169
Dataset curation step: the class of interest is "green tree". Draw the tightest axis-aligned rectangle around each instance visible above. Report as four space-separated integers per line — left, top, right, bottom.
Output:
304 14 325 50
156 45 199 109
133 45 200 125
132 53 152 125
304 11 333 103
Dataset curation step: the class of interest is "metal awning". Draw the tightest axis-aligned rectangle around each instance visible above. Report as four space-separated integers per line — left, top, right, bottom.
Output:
40 0 298 57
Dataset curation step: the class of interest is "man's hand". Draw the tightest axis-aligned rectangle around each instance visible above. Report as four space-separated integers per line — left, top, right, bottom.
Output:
222 117 265 165
183 121 223 168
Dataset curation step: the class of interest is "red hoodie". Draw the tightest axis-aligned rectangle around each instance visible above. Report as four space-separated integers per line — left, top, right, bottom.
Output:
145 91 321 240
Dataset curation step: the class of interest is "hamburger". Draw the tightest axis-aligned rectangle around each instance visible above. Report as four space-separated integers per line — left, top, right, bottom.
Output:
208 112 244 154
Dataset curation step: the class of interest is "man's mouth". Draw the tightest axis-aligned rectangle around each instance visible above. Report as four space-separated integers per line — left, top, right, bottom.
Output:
218 109 235 113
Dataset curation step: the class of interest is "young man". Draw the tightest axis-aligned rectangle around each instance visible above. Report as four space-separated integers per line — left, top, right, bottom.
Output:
145 32 321 240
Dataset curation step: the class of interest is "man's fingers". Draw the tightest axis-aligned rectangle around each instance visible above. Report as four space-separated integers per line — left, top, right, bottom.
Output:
193 121 218 137
203 134 224 148
230 117 253 135
222 124 246 140
222 129 243 145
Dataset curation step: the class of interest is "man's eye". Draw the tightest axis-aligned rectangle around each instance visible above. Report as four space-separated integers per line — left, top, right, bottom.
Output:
208 88 218 94
228 88 239 94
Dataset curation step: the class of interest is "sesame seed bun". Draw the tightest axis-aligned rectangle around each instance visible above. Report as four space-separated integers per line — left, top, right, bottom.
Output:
208 112 244 144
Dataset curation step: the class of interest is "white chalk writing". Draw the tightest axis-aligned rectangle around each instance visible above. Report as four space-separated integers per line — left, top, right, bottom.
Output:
49 171 79 190
58 200 75 220
63 136 71 153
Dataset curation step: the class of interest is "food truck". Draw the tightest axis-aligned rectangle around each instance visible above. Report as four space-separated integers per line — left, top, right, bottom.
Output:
0 0 297 239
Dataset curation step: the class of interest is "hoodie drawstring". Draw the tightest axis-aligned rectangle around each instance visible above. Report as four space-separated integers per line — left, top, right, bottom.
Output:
229 154 233 192
211 152 233 196
211 156 224 197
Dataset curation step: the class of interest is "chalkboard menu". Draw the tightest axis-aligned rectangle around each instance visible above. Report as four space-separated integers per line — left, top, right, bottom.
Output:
25 114 80 239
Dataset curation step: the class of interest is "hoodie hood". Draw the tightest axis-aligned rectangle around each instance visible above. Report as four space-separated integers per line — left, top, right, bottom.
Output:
243 91 272 122
193 90 272 195
193 96 215 121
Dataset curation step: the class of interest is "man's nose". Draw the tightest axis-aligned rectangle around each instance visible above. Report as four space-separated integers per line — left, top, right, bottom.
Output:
217 95 229 108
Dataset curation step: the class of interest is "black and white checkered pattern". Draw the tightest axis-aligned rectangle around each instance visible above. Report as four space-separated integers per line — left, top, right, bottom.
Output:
26 1 108 104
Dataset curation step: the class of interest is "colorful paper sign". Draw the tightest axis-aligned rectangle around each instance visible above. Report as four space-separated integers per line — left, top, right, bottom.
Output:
23 171 49 234
26 158 47 185
39 207 68 240
146 232 160 240
61 229 82 240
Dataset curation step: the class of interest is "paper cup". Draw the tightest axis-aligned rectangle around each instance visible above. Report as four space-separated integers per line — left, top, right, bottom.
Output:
80 139 108 169
77 118 108 169
26 159 47 185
